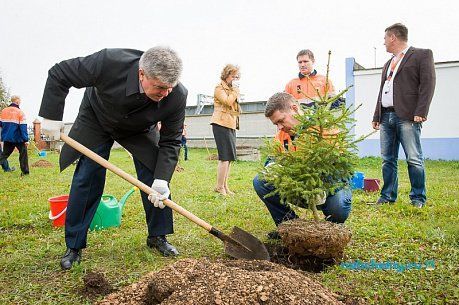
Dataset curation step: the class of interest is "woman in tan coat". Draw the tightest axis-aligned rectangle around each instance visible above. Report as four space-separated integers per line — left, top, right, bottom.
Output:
210 64 241 195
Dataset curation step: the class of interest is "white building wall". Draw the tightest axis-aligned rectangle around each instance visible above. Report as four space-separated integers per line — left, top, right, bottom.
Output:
353 62 459 139
185 112 277 140
350 61 459 160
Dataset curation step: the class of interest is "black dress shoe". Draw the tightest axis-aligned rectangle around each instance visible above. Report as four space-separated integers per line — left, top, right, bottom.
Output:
60 248 81 270
147 236 179 257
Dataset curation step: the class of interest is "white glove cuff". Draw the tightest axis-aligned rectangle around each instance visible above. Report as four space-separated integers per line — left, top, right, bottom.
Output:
42 119 63 129
153 179 168 188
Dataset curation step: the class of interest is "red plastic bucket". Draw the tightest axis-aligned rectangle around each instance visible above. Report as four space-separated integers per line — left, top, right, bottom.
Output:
48 195 69 227
364 178 381 192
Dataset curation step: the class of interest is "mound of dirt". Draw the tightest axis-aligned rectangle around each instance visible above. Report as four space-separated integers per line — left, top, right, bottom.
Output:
81 271 113 300
206 154 218 160
31 159 53 167
278 219 351 259
175 165 184 172
96 258 344 305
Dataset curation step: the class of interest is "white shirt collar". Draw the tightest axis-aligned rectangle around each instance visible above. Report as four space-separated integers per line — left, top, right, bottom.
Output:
394 45 411 57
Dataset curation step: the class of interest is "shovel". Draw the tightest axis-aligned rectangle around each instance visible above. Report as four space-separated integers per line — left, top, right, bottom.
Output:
60 133 269 261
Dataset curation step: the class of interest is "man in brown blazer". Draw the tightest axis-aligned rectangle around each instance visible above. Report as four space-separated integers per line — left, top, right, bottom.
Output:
372 23 436 208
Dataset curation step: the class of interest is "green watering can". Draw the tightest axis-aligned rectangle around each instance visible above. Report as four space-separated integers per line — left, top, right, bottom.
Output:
89 186 137 231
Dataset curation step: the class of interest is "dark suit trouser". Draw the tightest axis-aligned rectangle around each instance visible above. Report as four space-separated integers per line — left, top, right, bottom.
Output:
0 141 29 174
65 140 173 250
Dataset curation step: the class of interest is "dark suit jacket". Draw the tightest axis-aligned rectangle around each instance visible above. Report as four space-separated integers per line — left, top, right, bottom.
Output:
39 48 187 182
373 47 436 122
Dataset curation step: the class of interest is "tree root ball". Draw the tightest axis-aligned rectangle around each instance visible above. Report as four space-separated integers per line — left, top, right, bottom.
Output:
278 219 352 259
97 258 345 305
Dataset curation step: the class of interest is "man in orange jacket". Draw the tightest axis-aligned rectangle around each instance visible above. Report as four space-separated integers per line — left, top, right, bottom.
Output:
0 95 29 175
285 49 335 105
253 93 352 239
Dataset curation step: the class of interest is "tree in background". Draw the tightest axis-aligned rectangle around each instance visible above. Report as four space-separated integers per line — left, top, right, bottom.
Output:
0 74 10 111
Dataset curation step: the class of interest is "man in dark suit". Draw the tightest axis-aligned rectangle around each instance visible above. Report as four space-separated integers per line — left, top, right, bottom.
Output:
372 23 436 208
39 47 187 270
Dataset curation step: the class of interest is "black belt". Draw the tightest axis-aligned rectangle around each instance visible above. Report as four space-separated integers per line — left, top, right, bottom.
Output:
382 107 395 113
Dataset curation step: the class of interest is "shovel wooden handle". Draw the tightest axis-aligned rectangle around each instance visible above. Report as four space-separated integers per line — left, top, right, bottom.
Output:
60 133 213 232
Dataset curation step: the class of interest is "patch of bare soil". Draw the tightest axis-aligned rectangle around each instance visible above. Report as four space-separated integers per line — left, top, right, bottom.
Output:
175 165 184 172
265 244 366 305
81 271 114 300
278 219 351 259
206 154 218 160
96 258 345 305
31 159 53 167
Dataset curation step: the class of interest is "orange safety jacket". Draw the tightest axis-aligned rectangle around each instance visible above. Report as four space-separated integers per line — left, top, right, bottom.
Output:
275 130 297 152
0 103 29 143
275 127 340 152
285 71 335 104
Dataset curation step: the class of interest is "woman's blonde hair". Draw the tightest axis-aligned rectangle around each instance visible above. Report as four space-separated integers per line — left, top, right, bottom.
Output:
220 64 240 81
10 95 21 103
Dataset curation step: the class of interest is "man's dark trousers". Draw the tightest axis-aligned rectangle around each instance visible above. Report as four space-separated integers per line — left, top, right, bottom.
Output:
65 140 173 250
0 142 28 174
0 145 12 171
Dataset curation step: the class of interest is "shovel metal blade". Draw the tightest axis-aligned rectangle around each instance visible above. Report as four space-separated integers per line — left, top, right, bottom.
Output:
223 226 270 261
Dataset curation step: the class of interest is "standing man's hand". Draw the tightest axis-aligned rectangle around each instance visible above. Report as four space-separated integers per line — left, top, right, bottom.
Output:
372 121 380 130
414 116 426 123
41 119 64 140
148 179 170 209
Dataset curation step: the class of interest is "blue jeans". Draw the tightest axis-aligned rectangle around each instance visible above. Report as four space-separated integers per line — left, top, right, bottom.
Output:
65 140 173 249
253 174 352 225
379 112 426 203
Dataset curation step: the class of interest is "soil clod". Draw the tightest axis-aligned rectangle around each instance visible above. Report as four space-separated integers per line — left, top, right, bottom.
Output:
82 271 113 300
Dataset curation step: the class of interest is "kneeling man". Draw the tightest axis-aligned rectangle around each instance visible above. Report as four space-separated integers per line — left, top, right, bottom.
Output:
253 93 352 239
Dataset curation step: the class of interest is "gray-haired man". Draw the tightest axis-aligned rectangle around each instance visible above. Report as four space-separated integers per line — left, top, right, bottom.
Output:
39 47 188 270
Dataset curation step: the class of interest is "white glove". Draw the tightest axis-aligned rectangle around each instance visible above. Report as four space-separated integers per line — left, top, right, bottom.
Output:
148 179 170 209
41 119 64 140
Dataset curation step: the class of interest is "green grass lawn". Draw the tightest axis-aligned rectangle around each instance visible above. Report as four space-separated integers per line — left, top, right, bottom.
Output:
0 148 458 304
